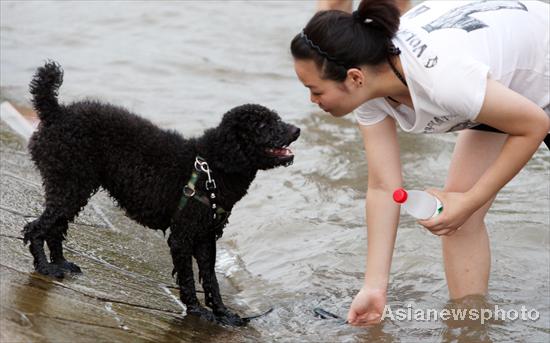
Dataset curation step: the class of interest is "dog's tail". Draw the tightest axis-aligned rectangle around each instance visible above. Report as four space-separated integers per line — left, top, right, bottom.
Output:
29 60 64 123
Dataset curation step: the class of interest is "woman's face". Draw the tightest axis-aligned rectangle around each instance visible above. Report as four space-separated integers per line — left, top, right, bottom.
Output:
294 59 366 117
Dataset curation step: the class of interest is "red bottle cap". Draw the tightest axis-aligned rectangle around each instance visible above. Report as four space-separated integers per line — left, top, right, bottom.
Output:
393 188 408 203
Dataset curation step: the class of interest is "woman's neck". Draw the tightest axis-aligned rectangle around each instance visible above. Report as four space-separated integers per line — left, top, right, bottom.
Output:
385 56 413 108
364 57 412 108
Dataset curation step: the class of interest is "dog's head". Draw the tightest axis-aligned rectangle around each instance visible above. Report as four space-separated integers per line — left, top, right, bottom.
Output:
205 104 300 173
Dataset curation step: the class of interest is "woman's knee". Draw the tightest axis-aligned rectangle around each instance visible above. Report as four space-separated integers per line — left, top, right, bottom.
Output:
445 204 491 240
457 214 487 237
441 184 495 236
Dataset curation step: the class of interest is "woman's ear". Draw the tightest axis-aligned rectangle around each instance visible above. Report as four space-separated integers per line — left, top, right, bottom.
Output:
346 68 365 88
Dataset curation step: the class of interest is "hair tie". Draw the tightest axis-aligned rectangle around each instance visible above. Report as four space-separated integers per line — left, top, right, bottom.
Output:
388 44 401 55
352 10 373 24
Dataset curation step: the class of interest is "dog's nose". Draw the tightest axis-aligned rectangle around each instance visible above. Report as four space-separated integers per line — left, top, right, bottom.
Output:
289 125 300 140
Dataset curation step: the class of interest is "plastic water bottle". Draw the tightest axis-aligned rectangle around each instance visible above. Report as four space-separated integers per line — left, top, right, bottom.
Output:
393 188 443 220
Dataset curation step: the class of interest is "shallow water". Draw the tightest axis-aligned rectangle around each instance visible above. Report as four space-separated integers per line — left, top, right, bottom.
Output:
1 1 549 342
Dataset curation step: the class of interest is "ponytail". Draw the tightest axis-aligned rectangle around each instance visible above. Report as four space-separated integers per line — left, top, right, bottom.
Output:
290 0 401 81
355 0 400 40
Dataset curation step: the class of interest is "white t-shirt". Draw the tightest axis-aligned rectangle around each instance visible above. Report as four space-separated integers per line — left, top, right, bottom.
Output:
354 0 550 133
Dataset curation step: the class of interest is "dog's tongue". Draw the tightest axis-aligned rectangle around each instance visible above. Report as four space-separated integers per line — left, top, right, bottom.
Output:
267 147 293 156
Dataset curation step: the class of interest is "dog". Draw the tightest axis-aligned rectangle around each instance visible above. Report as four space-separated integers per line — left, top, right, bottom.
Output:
22 61 300 326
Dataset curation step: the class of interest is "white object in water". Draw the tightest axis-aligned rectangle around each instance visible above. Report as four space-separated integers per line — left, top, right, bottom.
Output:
0 101 35 140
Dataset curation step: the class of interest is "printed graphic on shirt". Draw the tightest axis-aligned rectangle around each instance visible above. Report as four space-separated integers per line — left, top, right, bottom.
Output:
423 1 528 33
404 1 530 133
403 5 430 20
423 115 477 133
398 29 439 69
447 121 479 132
424 56 438 69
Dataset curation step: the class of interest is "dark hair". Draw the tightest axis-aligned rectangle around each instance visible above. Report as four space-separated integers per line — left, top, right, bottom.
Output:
291 0 400 81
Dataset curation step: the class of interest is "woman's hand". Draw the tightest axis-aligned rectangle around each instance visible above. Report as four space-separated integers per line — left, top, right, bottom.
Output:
418 189 480 236
347 287 387 326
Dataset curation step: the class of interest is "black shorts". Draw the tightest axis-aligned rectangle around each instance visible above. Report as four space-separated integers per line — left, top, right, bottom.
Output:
470 124 550 150
469 124 504 134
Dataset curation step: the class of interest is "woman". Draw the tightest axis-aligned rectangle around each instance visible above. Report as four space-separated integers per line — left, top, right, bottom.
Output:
291 0 549 326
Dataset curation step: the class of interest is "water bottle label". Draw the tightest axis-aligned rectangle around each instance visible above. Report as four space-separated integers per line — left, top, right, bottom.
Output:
433 198 443 217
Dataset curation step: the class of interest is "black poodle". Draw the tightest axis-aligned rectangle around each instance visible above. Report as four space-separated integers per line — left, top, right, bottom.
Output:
22 61 300 326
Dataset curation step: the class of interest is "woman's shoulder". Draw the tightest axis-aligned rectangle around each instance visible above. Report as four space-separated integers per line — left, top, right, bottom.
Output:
354 98 393 127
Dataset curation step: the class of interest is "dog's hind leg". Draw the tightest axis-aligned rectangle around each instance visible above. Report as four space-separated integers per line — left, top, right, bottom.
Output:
46 180 97 275
24 174 97 278
45 220 81 273
193 235 247 326
23 207 65 278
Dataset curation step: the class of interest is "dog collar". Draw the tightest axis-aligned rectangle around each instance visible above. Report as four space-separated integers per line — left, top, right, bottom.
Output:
175 156 229 223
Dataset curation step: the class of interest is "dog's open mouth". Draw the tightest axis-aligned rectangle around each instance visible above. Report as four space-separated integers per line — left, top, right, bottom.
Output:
265 145 294 158
264 126 299 166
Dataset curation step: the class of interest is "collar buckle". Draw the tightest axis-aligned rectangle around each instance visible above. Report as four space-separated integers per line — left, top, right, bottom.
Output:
205 179 217 191
183 185 196 197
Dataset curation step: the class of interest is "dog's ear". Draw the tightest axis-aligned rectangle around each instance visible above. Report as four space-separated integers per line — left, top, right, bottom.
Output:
201 125 252 174
201 104 277 173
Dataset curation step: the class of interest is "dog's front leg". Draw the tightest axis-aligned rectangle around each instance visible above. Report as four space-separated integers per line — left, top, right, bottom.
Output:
168 233 215 323
194 235 247 326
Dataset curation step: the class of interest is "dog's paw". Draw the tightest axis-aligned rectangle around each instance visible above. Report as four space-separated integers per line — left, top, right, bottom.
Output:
187 306 217 323
55 260 82 274
35 263 65 279
214 308 249 327
187 306 248 326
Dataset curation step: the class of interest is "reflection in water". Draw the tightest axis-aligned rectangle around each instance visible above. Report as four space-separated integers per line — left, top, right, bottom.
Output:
355 324 398 343
440 296 496 343
10 274 53 340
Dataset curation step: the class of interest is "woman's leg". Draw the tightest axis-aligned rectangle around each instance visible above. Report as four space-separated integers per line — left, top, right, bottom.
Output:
441 129 508 299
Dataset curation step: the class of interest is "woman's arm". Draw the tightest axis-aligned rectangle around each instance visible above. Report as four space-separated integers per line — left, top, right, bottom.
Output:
348 116 402 325
469 79 550 205
421 79 550 233
362 116 403 289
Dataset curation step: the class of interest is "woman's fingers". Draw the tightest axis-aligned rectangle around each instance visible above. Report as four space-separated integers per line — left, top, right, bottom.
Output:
433 228 456 236
347 310 357 324
419 215 463 235
349 313 381 326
